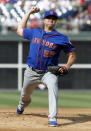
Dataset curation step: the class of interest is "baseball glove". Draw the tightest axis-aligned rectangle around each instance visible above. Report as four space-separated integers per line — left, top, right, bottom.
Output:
47 66 68 76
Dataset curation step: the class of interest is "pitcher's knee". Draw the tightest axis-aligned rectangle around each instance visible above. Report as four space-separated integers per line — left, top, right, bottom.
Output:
48 78 58 88
22 97 31 106
49 74 58 83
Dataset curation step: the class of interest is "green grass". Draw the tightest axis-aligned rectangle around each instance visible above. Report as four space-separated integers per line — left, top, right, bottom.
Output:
0 90 91 108
59 91 91 108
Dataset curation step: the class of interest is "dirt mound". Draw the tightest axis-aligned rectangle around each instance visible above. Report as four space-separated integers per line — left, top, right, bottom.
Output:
0 108 91 131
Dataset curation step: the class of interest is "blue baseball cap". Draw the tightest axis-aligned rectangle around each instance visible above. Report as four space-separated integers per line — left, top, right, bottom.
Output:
43 10 58 19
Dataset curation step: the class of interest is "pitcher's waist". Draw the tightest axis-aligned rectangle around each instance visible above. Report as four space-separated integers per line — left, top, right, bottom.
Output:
28 65 46 74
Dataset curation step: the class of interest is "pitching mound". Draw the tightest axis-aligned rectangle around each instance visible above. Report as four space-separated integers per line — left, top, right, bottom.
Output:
0 108 91 131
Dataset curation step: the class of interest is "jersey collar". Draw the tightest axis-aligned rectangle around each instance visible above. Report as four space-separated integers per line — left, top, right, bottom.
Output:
42 29 57 35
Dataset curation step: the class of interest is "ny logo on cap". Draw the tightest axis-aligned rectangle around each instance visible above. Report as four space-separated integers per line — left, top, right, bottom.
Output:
50 11 54 15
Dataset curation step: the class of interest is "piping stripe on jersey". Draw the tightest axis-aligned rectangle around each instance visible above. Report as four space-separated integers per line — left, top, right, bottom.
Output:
36 33 43 65
40 32 58 70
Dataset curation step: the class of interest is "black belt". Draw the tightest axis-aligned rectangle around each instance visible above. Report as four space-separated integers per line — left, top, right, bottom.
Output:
28 66 46 74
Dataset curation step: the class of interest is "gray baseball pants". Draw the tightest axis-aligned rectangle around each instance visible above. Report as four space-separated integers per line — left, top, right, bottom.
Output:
18 65 58 121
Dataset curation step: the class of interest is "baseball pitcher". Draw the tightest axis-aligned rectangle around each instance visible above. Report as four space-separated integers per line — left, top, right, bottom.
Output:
16 6 76 127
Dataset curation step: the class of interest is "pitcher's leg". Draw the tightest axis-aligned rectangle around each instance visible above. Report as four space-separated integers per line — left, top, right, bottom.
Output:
17 66 40 112
48 75 58 121
18 77 38 111
42 72 58 121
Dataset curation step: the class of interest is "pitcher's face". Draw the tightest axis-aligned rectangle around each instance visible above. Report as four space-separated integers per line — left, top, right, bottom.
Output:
43 16 57 28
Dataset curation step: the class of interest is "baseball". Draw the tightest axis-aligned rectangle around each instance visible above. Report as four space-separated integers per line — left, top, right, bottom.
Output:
35 6 40 12
38 84 46 90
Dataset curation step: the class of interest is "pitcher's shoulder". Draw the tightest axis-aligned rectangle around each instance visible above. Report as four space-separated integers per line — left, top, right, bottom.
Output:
56 31 68 38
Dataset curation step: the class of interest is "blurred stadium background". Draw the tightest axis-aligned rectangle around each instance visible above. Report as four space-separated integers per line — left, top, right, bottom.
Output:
0 0 91 107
